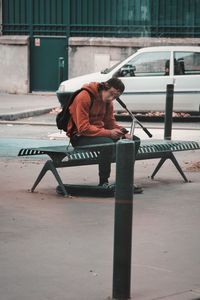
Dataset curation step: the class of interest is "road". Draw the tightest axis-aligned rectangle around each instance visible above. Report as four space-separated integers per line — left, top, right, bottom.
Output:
1 110 200 137
0 111 200 157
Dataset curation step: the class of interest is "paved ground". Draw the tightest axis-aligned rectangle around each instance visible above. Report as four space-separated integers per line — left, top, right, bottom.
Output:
1 151 200 300
1 92 200 299
0 92 58 120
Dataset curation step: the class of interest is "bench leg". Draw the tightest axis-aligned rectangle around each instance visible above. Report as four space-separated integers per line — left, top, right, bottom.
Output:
31 160 69 196
151 154 189 182
169 153 189 182
151 157 166 179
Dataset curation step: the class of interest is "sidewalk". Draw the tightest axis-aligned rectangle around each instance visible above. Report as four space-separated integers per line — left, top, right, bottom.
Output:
1 93 200 300
1 151 200 300
0 92 59 120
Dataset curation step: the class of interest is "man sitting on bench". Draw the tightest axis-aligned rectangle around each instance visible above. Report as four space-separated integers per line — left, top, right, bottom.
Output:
66 77 142 194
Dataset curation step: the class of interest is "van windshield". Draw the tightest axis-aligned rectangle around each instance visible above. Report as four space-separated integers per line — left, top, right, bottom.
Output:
101 60 123 74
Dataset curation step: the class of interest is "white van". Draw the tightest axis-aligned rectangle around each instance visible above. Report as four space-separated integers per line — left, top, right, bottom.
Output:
57 46 200 114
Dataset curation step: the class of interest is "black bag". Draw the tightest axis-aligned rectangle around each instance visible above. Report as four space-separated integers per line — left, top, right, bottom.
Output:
56 88 94 132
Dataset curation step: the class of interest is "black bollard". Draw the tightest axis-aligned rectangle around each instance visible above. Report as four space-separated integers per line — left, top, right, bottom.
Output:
112 140 135 300
164 84 174 140
58 57 64 86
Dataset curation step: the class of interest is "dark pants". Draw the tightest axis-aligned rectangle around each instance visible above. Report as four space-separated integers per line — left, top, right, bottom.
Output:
71 135 140 184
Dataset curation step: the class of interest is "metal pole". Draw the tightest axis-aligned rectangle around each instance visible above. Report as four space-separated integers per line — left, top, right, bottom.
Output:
164 84 174 140
0 0 2 36
58 57 64 86
112 140 135 300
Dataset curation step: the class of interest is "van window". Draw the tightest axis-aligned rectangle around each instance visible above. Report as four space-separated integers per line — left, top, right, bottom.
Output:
116 52 170 77
174 52 200 75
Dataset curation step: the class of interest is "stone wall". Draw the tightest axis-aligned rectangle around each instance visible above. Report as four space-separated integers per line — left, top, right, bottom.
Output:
1 35 200 93
0 36 30 93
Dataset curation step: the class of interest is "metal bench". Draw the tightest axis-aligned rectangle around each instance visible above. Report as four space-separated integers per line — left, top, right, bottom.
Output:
18 139 200 196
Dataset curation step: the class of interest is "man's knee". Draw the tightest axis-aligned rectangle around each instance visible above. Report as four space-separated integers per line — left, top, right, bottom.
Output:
98 137 115 144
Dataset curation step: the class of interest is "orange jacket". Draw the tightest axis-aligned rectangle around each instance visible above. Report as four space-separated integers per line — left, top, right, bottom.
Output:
67 82 122 138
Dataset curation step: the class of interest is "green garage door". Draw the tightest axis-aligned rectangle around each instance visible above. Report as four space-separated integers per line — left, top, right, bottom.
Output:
30 36 68 92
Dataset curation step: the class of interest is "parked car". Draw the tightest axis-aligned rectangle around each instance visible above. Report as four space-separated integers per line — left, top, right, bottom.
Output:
57 46 200 114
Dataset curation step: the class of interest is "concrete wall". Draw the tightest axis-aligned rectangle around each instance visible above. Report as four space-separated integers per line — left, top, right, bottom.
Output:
1 35 200 93
0 36 30 93
68 37 200 79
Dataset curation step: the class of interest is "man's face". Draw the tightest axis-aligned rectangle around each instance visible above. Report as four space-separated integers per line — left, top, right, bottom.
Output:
101 87 122 103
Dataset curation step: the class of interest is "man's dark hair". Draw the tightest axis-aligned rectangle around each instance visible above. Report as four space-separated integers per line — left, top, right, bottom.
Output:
105 78 125 93
99 78 125 94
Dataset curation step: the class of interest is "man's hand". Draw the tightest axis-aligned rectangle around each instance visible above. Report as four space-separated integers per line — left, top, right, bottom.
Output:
124 133 132 140
110 128 124 140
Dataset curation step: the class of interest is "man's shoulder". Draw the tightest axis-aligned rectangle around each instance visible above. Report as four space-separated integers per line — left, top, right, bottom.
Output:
73 89 96 107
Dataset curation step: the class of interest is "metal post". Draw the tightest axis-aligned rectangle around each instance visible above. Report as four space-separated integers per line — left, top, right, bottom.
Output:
164 84 174 140
58 57 64 86
0 0 2 36
112 140 135 300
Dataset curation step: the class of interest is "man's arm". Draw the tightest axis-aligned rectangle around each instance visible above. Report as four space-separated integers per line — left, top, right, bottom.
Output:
103 102 128 134
70 92 112 137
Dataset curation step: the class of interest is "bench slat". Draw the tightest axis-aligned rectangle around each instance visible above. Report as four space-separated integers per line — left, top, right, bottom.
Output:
17 139 200 193
18 140 200 163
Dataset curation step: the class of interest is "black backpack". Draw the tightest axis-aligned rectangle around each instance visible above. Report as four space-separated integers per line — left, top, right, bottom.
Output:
56 88 94 132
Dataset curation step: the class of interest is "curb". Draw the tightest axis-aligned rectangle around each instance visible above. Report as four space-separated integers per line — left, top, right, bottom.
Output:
0 107 56 121
115 114 200 123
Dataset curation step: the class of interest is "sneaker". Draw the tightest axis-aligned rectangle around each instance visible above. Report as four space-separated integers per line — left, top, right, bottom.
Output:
133 184 143 194
98 182 115 189
99 182 143 194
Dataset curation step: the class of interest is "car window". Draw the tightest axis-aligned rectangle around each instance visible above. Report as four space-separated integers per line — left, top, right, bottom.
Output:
174 52 200 75
101 60 123 74
115 52 170 77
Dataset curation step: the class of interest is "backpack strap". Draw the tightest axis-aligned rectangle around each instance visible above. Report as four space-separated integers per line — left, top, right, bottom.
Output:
75 87 110 113
69 88 95 135
78 87 95 110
